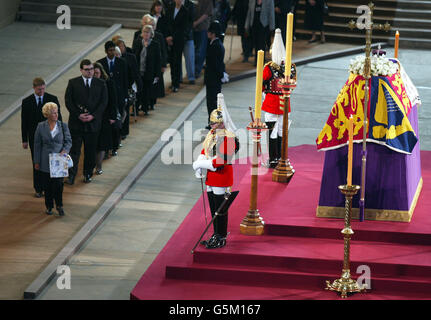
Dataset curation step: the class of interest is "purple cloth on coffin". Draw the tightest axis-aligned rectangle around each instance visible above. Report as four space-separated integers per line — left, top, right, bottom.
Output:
318 104 421 212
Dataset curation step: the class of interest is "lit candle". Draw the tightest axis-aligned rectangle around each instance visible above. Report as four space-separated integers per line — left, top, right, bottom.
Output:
285 13 294 82
394 31 399 59
347 115 354 186
254 50 264 120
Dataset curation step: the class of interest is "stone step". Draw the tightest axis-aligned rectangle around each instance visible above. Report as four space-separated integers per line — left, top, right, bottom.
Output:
19 2 148 19
16 11 140 30
326 12 431 30
329 0 431 11
20 0 151 10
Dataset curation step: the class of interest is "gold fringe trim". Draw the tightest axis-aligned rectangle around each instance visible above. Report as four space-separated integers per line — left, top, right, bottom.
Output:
316 178 423 222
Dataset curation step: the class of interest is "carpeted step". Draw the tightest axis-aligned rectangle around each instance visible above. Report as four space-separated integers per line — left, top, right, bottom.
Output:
166 261 431 296
191 235 431 280
131 275 431 300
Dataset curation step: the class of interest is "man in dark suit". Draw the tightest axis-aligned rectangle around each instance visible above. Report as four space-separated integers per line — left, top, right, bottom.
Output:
65 59 108 184
165 0 191 92
204 20 225 128
21 77 62 197
97 41 128 154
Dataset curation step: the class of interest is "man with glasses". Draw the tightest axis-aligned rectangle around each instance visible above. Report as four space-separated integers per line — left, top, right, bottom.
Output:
21 77 62 198
65 59 108 184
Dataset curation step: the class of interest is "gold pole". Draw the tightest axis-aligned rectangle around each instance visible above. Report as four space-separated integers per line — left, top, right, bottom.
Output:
240 125 267 235
325 184 367 298
272 68 296 184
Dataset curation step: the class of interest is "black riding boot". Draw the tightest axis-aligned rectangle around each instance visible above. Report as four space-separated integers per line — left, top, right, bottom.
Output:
200 191 218 246
205 193 228 249
266 121 279 168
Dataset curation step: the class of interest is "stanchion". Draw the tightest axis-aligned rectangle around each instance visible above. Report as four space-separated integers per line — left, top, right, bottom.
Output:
240 122 267 235
272 72 296 184
325 184 367 298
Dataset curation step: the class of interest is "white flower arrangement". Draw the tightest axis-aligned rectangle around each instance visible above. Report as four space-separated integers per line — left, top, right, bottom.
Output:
349 54 398 77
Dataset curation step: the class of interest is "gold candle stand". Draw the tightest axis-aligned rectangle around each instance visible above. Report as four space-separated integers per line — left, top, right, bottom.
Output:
240 122 267 235
325 184 367 298
272 76 296 184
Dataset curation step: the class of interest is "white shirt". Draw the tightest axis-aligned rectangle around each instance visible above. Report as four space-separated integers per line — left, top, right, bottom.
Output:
50 122 59 138
174 7 180 19
82 76 92 87
34 94 44 106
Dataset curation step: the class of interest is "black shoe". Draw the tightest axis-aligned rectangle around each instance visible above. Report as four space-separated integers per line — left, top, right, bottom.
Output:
205 234 226 249
95 169 103 175
111 150 118 157
35 192 43 198
65 176 75 185
118 143 123 148
172 87 179 93
46 208 53 215
57 207 65 216
84 175 92 183
201 234 217 246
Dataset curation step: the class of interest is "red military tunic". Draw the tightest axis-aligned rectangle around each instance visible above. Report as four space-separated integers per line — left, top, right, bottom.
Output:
261 62 290 115
201 134 238 187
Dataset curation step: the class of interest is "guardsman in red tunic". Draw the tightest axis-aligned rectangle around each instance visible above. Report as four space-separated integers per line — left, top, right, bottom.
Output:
262 29 288 168
193 94 239 249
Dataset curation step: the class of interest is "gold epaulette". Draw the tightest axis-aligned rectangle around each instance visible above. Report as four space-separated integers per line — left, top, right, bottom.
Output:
265 61 281 72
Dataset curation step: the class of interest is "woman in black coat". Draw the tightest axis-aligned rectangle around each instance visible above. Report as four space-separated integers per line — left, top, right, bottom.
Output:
305 0 326 43
93 62 118 174
134 25 162 114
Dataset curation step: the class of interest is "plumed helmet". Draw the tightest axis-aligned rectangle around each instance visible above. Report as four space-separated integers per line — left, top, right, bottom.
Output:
270 29 286 66
209 95 224 124
208 20 223 38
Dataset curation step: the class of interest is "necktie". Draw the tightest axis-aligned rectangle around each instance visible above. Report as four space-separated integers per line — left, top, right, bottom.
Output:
37 96 42 108
86 79 89 88
109 60 114 73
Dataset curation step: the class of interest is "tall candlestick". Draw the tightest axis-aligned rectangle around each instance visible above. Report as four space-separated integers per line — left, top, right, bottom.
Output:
394 30 399 59
347 115 354 186
254 50 264 119
285 13 294 82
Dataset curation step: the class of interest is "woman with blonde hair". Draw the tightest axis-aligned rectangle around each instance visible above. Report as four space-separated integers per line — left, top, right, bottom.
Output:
34 102 72 216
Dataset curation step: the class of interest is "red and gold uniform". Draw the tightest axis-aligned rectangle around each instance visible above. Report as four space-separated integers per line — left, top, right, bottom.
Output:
192 101 239 249
262 62 288 115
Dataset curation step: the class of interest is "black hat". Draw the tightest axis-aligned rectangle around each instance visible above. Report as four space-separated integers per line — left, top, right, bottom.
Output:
208 20 223 37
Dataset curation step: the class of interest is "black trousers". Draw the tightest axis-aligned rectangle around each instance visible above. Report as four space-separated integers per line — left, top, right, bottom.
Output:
29 140 43 193
266 121 282 162
121 101 130 137
40 171 64 209
169 40 184 88
140 78 153 113
241 34 253 59
206 83 222 124
69 129 98 177
251 21 269 63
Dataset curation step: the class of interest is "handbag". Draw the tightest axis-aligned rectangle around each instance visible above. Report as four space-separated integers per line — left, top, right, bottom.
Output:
59 121 73 169
113 111 123 130
323 1 329 15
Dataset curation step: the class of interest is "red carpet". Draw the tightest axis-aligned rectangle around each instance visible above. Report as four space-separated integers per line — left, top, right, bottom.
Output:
130 145 431 300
